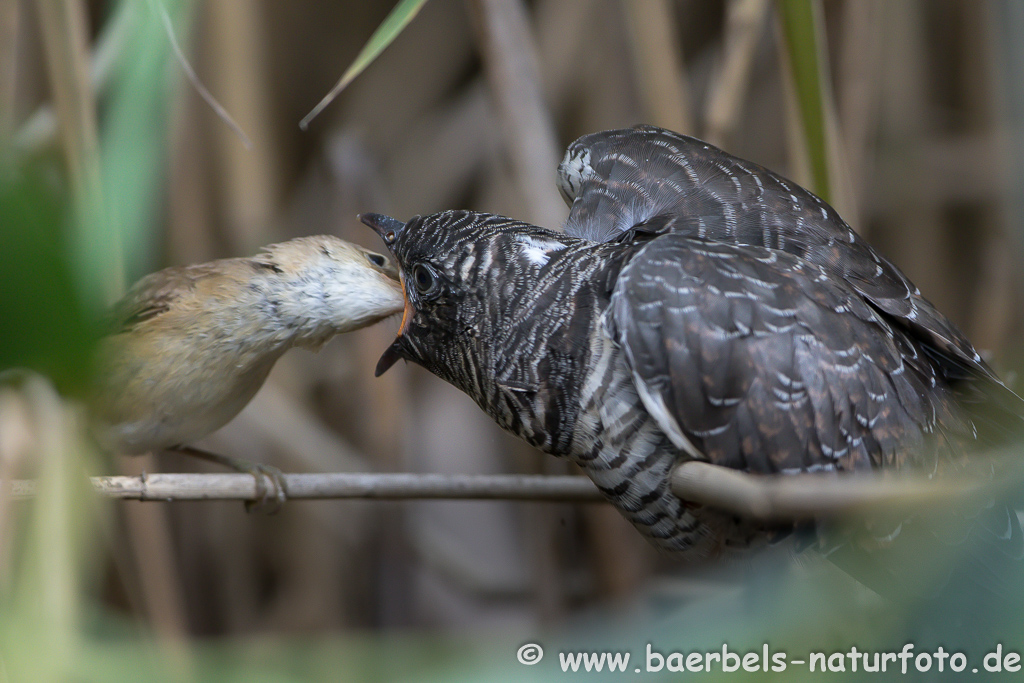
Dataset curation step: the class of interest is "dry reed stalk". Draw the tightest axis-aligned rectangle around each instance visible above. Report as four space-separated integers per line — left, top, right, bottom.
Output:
467 0 564 228
36 0 122 301
837 0 882 232
9 463 1004 523
705 0 770 147
622 0 694 134
0 0 18 138
205 0 276 253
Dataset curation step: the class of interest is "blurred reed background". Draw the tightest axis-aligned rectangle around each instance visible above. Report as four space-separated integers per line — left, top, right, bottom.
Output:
2 0 1024 680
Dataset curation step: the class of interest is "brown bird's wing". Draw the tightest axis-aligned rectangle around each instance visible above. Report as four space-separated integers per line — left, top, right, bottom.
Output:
107 262 223 333
562 125 999 397
609 233 977 474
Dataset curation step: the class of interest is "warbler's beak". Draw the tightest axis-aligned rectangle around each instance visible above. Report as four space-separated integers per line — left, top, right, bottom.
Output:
359 213 406 248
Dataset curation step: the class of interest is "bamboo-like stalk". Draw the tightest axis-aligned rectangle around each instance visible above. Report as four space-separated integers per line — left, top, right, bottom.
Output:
37 0 124 307
467 0 564 228
837 0 881 231
622 0 693 134
14 1 135 155
776 0 855 223
775 16 811 190
38 2 192 662
874 0 951 308
0 0 18 138
704 0 770 148
46 473 605 502
0 387 33 595
8 461 1004 523
671 462 990 522
465 0 576 613
13 373 86 679
776 0 830 201
534 0 591 114
205 0 274 253
116 455 195 681
963 1 1017 355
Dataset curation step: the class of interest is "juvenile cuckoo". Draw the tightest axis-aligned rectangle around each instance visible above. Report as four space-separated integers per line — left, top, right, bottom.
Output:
363 126 1023 592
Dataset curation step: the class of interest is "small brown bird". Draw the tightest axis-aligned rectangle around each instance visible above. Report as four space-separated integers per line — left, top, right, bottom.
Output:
91 235 404 505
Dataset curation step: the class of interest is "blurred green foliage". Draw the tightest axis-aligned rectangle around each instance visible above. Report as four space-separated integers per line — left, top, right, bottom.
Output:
100 0 181 284
0 161 100 395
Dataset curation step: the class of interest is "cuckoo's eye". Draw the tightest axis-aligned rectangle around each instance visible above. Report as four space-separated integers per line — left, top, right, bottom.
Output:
366 253 387 268
411 263 440 296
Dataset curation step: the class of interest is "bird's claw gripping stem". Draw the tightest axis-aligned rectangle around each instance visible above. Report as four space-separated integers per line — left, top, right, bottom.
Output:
166 446 288 513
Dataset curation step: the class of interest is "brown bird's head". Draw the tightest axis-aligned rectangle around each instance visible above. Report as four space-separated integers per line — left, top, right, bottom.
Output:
254 234 405 335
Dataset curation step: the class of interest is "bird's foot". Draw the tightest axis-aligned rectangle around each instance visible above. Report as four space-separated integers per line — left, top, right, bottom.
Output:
234 460 288 514
165 446 287 513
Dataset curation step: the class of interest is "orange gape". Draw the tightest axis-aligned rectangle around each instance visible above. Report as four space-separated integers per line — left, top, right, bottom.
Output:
398 273 412 335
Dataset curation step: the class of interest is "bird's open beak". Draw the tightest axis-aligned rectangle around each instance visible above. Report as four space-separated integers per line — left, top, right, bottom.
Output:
361 213 410 377
359 213 405 247
375 338 404 376
374 269 413 376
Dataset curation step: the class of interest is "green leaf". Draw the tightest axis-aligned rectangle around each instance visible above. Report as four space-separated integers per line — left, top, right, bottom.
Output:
0 165 101 396
300 0 429 130
777 0 830 203
103 0 188 284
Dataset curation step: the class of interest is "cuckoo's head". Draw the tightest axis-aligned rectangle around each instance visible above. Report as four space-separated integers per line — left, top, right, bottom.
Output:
360 210 577 392
557 124 677 206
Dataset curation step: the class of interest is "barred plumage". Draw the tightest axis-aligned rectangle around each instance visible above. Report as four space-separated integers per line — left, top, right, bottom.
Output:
363 125 1024 576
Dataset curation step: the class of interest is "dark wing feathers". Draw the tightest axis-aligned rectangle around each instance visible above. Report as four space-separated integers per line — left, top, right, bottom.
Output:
610 234 972 475
563 125 994 391
563 125 1024 595
563 125 853 248
566 125 1024 447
